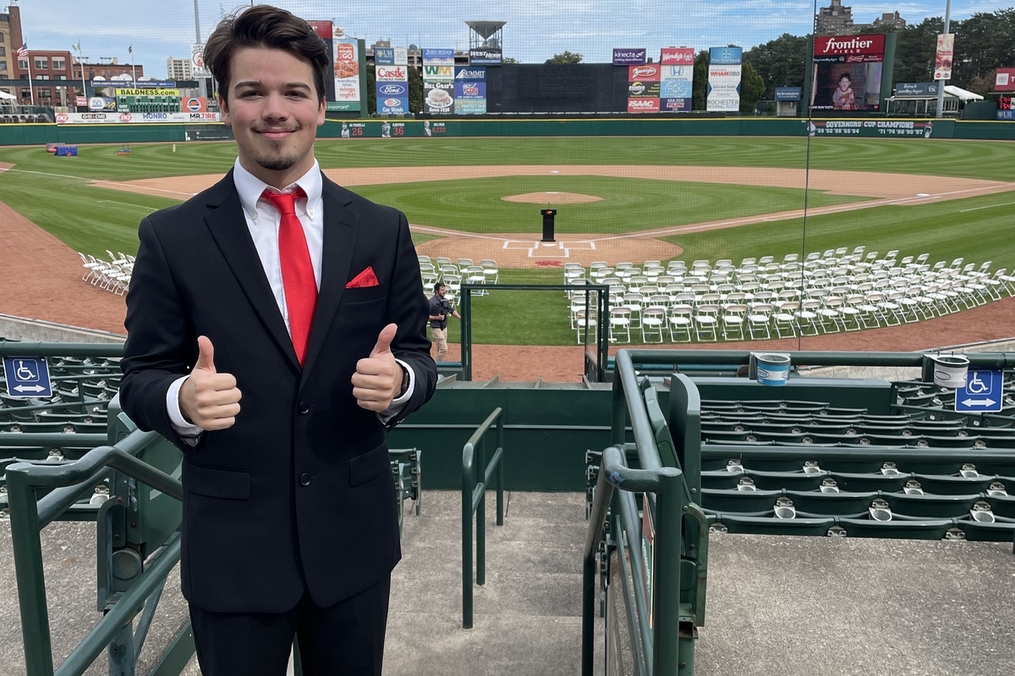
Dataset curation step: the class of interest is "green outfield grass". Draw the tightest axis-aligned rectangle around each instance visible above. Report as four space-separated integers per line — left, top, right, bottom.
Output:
1 136 1013 347
351 176 863 233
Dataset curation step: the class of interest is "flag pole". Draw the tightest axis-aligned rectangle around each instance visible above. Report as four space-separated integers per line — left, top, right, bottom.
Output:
25 48 35 106
130 45 136 85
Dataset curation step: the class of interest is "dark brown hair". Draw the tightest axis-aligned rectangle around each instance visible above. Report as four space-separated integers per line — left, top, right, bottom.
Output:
203 4 330 105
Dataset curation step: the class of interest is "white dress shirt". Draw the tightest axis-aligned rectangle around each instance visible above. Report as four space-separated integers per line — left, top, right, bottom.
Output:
166 159 413 436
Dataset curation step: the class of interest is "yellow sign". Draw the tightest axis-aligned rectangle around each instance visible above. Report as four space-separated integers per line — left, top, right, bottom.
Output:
115 88 180 97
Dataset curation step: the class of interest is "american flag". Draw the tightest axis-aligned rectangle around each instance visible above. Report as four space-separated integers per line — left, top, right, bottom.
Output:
17 43 28 58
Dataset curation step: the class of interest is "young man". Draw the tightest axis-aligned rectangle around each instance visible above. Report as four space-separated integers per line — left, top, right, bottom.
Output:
118 6 437 675
428 282 461 363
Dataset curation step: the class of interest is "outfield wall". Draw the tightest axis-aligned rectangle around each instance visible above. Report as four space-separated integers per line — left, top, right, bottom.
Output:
2 117 1014 146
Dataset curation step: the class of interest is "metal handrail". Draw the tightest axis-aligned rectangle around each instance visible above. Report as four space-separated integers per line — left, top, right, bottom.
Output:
461 407 506 628
581 445 683 676
459 283 610 382
5 428 181 676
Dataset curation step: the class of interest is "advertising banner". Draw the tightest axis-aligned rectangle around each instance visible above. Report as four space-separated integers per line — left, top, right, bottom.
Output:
811 35 885 111
376 82 409 115
993 68 1015 92
807 119 935 138
115 88 180 97
933 34 954 81
97 80 175 88
454 66 486 114
423 81 454 115
629 64 660 82
89 97 116 111
628 81 660 98
628 98 660 113
191 43 209 79
394 47 408 65
613 49 646 65
660 63 693 112
335 39 361 111
707 47 742 112
894 82 938 97
660 47 694 66
469 48 502 65
661 97 690 111
374 48 395 66
423 65 455 81
626 64 660 113
180 96 208 112
307 20 332 39
375 65 408 82
55 111 221 124
423 48 455 66
774 87 802 101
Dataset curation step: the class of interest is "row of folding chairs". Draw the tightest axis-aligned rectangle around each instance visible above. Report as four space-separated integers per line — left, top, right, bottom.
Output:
78 252 133 296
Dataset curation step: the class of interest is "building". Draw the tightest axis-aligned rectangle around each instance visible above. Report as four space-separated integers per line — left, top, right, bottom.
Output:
815 0 856 35
871 11 906 31
166 57 192 81
0 4 25 101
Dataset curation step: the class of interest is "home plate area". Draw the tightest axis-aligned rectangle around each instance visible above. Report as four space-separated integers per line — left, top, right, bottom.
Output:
503 238 596 258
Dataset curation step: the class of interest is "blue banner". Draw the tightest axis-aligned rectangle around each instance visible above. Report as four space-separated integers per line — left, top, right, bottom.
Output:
374 48 395 65
775 87 802 101
709 47 742 65
423 48 455 65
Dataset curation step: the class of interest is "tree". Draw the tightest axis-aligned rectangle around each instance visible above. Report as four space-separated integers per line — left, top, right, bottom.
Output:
952 9 1015 93
366 65 376 115
546 51 583 64
890 17 943 86
502 57 519 64
739 62 766 113
692 50 709 110
743 33 809 99
409 65 423 114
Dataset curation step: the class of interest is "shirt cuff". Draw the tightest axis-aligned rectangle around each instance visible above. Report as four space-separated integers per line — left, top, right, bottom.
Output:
167 375 204 443
378 359 415 424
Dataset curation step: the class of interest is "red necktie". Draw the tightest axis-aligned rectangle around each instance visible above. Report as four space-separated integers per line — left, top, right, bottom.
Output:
261 188 316 366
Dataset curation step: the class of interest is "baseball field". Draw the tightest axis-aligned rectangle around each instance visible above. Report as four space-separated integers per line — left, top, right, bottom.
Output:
1 134 1014 350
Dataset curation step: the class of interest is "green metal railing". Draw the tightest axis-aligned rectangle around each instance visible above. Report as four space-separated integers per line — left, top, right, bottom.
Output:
461 407 506 628
582 349 710 676
6 428 183 676
459 283 610 382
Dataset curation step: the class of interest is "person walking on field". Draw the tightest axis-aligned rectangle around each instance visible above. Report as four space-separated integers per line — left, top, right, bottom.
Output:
118 5 437 675
428 282 461 362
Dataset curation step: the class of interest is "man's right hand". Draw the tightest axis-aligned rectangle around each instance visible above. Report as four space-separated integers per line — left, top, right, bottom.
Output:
179 336 242 431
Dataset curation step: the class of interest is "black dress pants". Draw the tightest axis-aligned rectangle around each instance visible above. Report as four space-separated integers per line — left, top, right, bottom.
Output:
189 576 391 676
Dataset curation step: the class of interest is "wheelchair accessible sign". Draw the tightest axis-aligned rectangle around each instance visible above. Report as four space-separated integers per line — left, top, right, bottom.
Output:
3 357 54 398
955 369 1004 413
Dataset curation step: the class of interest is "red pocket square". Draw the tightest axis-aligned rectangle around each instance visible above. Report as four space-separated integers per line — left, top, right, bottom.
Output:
346 266 379 289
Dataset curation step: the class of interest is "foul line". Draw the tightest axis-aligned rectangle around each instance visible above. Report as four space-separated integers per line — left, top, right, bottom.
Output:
960 201 1015 213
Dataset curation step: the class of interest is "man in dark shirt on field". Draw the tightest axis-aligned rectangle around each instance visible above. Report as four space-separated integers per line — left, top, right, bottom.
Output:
428 282 460 362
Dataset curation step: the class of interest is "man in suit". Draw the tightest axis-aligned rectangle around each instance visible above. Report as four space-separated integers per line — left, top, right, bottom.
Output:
118 6 437 675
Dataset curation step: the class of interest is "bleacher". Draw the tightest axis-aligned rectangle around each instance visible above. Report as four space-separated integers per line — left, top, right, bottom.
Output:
5 339 1015 675
564 248 1014 344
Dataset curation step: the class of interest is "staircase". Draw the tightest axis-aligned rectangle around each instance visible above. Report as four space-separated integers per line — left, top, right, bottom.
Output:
384 490 594 676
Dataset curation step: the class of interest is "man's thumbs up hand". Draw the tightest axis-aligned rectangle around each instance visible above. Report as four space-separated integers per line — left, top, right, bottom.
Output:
352 323 404 412
179 336 242 430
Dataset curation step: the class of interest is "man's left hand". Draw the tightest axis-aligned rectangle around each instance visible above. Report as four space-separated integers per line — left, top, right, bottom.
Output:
352 323 402 411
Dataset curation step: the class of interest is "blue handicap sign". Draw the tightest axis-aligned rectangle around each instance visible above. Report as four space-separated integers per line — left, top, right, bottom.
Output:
3 357 54 398
954 369 1004 413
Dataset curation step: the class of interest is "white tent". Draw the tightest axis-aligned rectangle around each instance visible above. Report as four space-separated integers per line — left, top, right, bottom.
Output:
943 85 984 102
0 90 17 100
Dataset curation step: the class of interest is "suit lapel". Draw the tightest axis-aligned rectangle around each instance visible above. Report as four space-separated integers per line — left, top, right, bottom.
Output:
302 179 358 375
203 172 300 370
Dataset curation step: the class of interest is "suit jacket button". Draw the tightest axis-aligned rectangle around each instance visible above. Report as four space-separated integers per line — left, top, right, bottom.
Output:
299 473 312 487
298 402 310 415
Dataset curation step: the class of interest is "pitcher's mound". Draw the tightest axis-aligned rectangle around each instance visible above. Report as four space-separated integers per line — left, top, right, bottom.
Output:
502 192 603 204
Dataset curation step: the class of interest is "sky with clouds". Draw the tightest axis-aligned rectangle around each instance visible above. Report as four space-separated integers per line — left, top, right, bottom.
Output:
14 0 1012 78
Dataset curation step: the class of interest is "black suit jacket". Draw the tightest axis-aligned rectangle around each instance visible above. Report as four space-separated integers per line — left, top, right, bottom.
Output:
119 171 437 613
